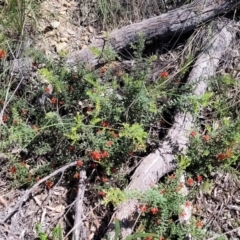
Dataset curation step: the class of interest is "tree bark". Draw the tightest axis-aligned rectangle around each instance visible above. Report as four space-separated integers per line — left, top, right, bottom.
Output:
104 19 237 240
66 0 239 68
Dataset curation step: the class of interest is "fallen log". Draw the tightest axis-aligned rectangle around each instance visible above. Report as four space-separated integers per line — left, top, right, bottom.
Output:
66 0 239 68
104 18 237 239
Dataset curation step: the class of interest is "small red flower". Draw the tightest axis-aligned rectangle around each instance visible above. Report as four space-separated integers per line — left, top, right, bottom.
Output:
139 205 147 212
101 121 109 127
186 178 194 186
129 151 134 157
202 135 210 141
2 115 8 122
185 201 192 207
101 176 108 182
145 237 152 240
197 175 203 182
169 174 175 180
77 160 83 167
196 221 203 229
113 132 118 138
97 129 102 134
190 131 197 137
10 166 16 175
45 180 53 190
100 66 107 74
33 125 39 133
101 150 109 158
159 237 165 240
51 97 57 104
160 71 168 78
98 191 106 197
89 151 102 161
106 141 113 147
73 172 79 179
0 49 6 59
150 207 159 215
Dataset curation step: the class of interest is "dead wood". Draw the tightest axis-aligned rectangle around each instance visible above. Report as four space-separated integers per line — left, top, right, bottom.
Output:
104 19 237 239
72 170 87 240
66 0 239 68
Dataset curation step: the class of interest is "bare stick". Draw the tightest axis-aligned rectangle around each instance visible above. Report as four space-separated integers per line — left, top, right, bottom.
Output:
72 170 87 240
1 161 78 223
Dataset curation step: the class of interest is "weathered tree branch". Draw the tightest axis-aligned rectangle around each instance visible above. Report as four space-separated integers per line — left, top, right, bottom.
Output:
66 0 239 68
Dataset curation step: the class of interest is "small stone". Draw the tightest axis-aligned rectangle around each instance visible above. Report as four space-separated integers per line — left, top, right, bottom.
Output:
67 29 76 35
60 37 68 42
55 42 68 53
50 20 60 29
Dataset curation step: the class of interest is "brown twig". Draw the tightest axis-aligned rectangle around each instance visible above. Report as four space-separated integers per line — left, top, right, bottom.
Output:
1 161 78 224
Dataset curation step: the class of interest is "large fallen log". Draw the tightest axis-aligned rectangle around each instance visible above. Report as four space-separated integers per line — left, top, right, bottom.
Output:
66 0 239 68
104 19 237 239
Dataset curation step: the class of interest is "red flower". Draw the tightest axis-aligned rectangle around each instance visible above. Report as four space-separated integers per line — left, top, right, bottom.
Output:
159 189 165 194
160 71 168 78
202 135 210 141
150 207 159 215
190 131 197 137
0 49 6 59
101 150 109 158
101 176 108 182
10 166 16 175
77 160 83 167
113 132 118 138
106 141 113 147
89 151 102 161
97 129 102 134
186 178 194 186
197 175 203 182
101 121 109 127
73 172 79 179
139 205 147 212
2 115 8 122
145 237 152 240
98 191 106 197
169 174 175 180
196 221 203 229
159 237 165 240
51 97 57 104
185 201 192 207
45 180 53 189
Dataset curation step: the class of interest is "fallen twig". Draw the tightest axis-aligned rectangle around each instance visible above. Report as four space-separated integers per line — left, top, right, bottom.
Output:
71 170 87 240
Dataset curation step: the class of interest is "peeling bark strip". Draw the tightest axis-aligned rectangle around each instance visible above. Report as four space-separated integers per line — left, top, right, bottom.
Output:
66 0 239 68
104 19 237 239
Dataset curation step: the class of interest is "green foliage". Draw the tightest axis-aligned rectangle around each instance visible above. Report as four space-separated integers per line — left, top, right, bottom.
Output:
102 187 127 207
